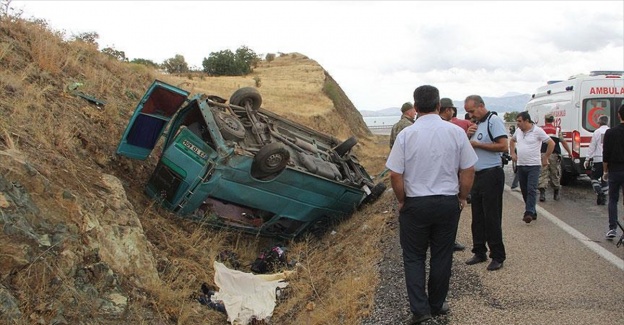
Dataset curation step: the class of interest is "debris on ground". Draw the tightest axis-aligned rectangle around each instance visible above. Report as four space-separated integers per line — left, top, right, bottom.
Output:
211 261 293 325
66 82 107 108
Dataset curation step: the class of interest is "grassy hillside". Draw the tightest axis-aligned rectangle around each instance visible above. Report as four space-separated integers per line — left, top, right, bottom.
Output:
0 14 393 325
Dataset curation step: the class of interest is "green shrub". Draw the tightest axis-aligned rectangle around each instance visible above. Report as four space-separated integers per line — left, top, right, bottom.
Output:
202 46 259 76
162 54 189 74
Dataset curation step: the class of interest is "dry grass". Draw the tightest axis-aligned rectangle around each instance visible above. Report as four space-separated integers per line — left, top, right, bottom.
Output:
0 13 394 325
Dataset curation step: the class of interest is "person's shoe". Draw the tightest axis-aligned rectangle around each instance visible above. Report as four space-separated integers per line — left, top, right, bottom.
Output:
553 189 560 201
606 229 617 239
453 242 466 251
404 313 432 324
510 185 518 190
465 254 487 265
431 301 450 316
539 188 546 202
486 260 504 271
532 213 537 221
512 186 521 192
597 194 606 205
522 213 533 223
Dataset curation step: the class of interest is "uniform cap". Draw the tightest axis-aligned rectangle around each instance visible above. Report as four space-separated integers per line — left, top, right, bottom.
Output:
545 113 554 121
401 102 413 113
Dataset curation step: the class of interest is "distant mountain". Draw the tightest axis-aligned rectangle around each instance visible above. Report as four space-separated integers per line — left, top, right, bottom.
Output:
481 94 532 115
359 107 401 117
360 94 532 116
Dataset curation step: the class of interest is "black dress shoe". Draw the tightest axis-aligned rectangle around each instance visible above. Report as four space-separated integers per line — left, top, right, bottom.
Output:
465 254 487 265
522 213 533 223
486 260 503 271
404 313 432 324
431 301 450 316
453 242 466 251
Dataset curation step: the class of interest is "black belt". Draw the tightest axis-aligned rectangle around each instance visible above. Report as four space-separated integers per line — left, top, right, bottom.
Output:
475 166 502 175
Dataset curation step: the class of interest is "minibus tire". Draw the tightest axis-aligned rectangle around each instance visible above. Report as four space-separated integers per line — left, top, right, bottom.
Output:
215 113 246 141
334 136 357 156
230 87 262 110
253 143 290 176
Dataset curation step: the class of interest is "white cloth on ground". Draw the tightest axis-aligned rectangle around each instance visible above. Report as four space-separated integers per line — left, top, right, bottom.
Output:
212 261 290 325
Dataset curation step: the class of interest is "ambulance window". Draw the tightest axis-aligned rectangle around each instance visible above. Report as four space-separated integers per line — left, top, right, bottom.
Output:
582 99 611 132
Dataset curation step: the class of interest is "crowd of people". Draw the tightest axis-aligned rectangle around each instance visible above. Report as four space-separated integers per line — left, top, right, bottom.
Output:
384 85 624 324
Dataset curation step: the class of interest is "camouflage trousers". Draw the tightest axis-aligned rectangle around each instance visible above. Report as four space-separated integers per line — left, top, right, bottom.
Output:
538 154 561 190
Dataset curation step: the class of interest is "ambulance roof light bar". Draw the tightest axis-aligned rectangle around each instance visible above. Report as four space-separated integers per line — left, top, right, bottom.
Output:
589 70 623 77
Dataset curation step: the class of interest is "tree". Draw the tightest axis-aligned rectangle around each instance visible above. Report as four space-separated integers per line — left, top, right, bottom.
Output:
162 54 189 74
504 111 520 122
235 45 259 71
101 47 127 61
72 31 99 47
202 46 259 76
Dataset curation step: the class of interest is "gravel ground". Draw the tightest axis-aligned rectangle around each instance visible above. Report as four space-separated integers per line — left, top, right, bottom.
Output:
360 179 624 325
360 211 472 325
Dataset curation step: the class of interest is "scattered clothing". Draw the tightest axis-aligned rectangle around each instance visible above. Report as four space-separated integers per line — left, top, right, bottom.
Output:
212 261 291 325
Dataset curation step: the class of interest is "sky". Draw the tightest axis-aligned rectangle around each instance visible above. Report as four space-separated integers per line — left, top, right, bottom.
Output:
12 1 624 111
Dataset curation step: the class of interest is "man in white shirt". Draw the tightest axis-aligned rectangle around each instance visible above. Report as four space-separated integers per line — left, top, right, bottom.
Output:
386 85 477 324
585 115 610 205
510 112 555 223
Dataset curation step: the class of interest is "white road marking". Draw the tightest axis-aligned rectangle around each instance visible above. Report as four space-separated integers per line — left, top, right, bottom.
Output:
506 185 624 272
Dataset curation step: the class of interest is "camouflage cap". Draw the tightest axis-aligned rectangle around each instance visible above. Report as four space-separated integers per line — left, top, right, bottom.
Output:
401 102 413 113
440 98 455 108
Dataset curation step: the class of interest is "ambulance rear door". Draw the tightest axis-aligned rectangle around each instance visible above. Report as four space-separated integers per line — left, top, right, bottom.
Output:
579 76 624 132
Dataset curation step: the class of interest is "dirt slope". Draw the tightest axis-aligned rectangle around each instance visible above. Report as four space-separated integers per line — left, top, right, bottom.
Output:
0 15 393 324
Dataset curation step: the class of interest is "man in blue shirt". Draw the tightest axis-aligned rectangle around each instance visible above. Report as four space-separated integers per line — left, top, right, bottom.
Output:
464 95 508 271
386 85 477 324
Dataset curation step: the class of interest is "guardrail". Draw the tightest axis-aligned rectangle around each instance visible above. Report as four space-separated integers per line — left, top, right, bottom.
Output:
367 125 392 135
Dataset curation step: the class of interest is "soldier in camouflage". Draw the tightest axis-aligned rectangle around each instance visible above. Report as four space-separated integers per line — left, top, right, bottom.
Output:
389 102 416 149
538 114 573 201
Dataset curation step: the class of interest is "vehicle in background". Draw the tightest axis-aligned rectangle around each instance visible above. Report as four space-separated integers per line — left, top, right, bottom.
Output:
524 71 624 185
116 80 386 239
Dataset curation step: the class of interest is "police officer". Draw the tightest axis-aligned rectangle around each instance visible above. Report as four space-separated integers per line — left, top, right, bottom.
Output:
538 114 573 201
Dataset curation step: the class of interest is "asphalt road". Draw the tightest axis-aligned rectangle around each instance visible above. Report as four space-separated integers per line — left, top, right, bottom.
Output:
446 165 624 324
362 162 623 325
502 164 623 257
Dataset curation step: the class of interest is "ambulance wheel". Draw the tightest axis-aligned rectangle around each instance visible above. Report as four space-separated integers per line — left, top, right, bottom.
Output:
214 112 246 141
230 87 262 111
334 136 358 157
252 143 290 178
560 171 574 186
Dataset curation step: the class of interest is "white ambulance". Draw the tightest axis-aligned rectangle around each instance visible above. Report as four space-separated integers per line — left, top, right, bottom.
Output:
524 71 624 185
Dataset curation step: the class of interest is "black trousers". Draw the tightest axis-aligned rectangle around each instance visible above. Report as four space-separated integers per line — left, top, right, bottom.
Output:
399 195 460 316
470 166 506 262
